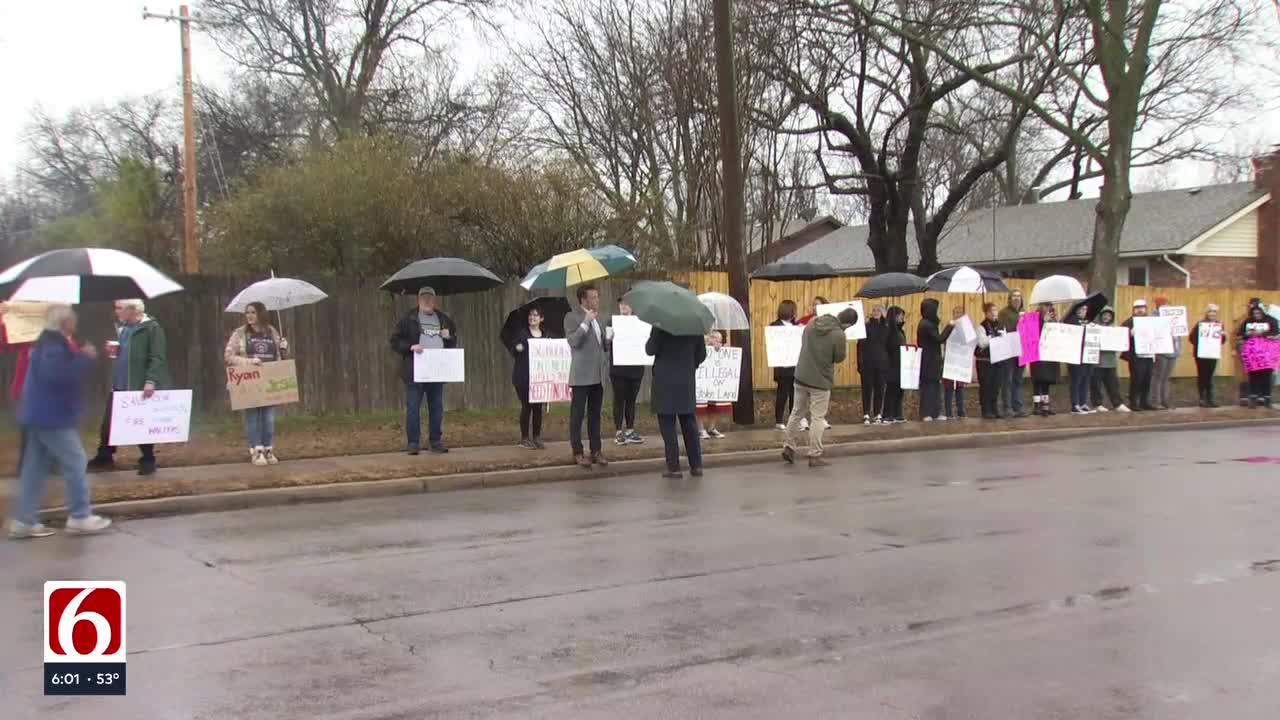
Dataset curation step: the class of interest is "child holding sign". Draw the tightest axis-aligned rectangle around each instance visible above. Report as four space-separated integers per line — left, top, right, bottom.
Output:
1188 304 1221 407
225 301 290 466
698 331 731 439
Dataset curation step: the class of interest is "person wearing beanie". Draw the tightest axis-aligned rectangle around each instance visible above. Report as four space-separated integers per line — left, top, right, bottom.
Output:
1121 299 1158 411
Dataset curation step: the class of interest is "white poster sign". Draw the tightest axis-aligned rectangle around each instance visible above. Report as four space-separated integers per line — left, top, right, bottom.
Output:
610 315 654 366
528 338 572 403
900 346 921 390
696 346 742 403
1082 325 1103 364
108 390 193 446
954 316 977 344
1133 316 1174 356
1158 305 1189 336
765 325 803 368
988 332 1021 364
1098 326 1131 352
942 333 975 383
1197 321 1223 360
816 300 866 340
413 348 465 383
1038 322 1084 364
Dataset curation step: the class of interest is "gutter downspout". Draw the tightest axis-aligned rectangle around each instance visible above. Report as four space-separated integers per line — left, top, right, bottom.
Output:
1161 254 1191 288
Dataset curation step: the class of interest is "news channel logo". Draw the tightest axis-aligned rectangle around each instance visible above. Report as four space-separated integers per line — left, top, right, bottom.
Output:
43 581 127 696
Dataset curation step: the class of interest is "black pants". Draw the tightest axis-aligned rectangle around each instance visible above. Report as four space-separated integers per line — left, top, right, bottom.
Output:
860 368 886 418
514 384 543 439
611 375 642 430
885 383 904 420
976 361 1002 417
1127 358 1154 409
1248 370 1274 402
919 379 941 419
569 383 604 455
95 398 155 461
1033 381 1053 404
1195 359 1217 403
774 376 795 425
1090 367 1123 408
658 413 702 472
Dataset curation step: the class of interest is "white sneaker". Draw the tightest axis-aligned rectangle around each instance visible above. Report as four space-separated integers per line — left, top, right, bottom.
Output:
862 415 871 425
699 429 710 440
708 428 725 439
8 520 56 539
65 515 112 535
937 415 948 421
1096 405 1110 413
822 419 831 429
774 423 786 431
923 417 933 423
1116 404 1132 413
251 447 268 467
873 415 883 424
800 419 810 431
264 447 279 465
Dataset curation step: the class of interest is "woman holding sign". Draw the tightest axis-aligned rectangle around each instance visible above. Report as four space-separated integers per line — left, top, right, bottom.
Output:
225 301 289 466
1031 303 1061 416
608 300 646 446
1237 302 1280 408
1188 304 1221 407
770 300 799 430
506 306 548 449
883 306 908 424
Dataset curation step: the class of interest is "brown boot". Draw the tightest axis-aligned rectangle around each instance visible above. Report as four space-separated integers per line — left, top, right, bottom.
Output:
591 452 609 467
574 454 592 469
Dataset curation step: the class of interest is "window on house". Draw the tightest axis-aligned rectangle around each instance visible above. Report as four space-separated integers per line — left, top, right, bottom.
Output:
1001 268 1036 280
1127 264 1148 286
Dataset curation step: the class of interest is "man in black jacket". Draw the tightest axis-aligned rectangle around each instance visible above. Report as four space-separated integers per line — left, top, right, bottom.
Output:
390 287 459 454
858 305 889 423
1121 298 1158 412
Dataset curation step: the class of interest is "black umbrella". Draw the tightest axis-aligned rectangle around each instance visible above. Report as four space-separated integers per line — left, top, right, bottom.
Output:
1067 292 1109 322
500 296 571 348
856 272 929 298
0 247 184 303
751 261 839 281
926 266 1010 293
380 257 502 295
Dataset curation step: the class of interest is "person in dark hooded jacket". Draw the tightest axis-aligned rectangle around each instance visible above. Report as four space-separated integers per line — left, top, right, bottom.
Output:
1238 301 1280 408
1089 306 1128 412
858 304 889 423
916 298 945 420
1030 303 1061 416
884 306 908 423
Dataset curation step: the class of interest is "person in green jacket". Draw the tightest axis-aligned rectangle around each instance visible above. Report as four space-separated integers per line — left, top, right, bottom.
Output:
782 307 858 469
87 298 171 476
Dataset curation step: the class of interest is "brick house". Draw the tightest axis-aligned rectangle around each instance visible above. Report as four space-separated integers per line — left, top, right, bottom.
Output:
777 149 1280 289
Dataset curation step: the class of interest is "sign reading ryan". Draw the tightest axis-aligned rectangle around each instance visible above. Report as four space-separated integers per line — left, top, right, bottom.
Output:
227 359 301 411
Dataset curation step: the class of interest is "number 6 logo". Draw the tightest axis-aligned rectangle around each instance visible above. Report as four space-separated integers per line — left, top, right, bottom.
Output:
44 581 126 663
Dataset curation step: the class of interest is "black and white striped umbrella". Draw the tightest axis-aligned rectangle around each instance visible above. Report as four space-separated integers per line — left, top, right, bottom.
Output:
0 248 184 303
925 266 1009 293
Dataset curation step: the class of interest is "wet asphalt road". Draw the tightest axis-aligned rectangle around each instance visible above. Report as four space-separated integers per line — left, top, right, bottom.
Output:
4 425 1280 719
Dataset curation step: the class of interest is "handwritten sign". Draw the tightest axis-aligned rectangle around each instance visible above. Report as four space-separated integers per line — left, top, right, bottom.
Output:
1038 322 1083 364
1082 325 1102 364
1098 326 1130 352
413 348 465 383
227 359 300 410
900 345 921 390
0 301 50 343
765 325 803 368
528 338 571 403
1017 313 1040 367
1196 322 1223 360
816 300 866 340
697 346 742 403
942 331 975 383
1241 337 1280 373
108 390 192 446
954 316 977 344
1132 317 1174 356
610 315 654 366
989 331 1021 364
1158 305 1189 336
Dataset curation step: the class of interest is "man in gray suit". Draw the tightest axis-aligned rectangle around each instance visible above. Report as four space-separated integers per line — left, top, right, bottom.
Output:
565 284 609 468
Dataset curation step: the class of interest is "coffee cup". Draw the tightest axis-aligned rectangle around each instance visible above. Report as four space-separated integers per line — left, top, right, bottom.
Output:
105 340 120 358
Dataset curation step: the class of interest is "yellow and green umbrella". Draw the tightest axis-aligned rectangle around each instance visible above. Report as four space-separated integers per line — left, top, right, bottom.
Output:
520 245 637 290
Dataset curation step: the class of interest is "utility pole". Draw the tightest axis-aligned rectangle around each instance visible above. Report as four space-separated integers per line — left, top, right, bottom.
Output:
144 5 201 274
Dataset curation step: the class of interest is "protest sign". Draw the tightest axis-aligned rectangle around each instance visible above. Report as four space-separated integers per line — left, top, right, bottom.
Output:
528 338 572 403
413 348 465 383
942 332 975 383
1241 337 1280 373
816 300 866 340
954 316 977 344
1158 305 1189 336
1196 322 1223 360
1132 317 1174 356
1082 325 1102 364
989 332 1020 364
1017 313 1040 367
108 390 192 446
610 315 654 366
227 359 300 410
0 301 50 343
765 325 803 368
1038 322 1083 364
900 345 922 390
696 346 742 403
1098 326 1130 352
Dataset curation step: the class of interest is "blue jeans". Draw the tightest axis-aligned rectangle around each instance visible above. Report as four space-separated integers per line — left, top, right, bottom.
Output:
1069 365 1093 407
16 427 92 525
1001 360 1025 414
244 407 276 447
944 381 966 417
406 382 445 448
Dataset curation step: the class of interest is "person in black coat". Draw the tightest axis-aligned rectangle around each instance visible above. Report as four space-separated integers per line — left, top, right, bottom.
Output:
884 306 908 423
770 300 799 429
505 306 549 449
916 298 945 420
389 287 460 454
1030 303 1061 416
858 305 890 423
976 302 1005 419
1120 298 1158 412
646 328 707 479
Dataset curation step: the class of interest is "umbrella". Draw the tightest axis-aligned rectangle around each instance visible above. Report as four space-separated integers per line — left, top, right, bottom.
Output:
1029 275 1087 305
521 245 637 290
1066 292 1109 322
926 266 1009 293
856 272 929 299
224 275 327 313
697 292 749 330
622 281 715 337
380 257 502 296
0 247 183 303
751 261 838 281
500 296 572 349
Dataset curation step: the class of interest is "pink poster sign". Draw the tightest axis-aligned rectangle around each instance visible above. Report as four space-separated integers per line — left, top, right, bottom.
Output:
1241 337 1280 373
1017 312 1040 367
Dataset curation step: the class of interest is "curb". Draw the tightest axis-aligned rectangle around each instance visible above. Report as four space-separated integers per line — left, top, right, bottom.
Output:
38 417 1280 522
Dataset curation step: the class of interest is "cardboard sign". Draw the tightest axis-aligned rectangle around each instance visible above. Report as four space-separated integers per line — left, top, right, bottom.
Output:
816 300 866 340
942 332 975 383
610 315 654 366
765 325 803 368
413 348 465 383
1017 313 1040 367
696 346 742 403
989 331 1021 364
1082 325 1102 365
1133 317 1174 356
0 301 50 343
1038 322 1083 364
900 345 921 390
1196 322 1222 360
1098 326 1130 352
528 338 572 403
108 390 192 446
227 359 300 410
1158 305 1189 336
1241 337 1280 373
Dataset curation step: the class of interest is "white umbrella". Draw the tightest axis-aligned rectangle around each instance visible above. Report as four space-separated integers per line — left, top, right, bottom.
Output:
1029 275 1087 305
697 292 750 330
224 275 328 312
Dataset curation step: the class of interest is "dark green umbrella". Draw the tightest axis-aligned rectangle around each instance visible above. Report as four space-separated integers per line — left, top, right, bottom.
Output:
623 281 716 337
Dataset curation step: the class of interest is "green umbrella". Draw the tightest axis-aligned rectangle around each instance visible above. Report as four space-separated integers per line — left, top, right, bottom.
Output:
623 281 716 337
520 245 637 290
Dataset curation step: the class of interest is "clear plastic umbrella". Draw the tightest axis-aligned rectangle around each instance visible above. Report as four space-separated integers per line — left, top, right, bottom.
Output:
697 292 750 330
1029 275 1087 304
224 273 328 336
